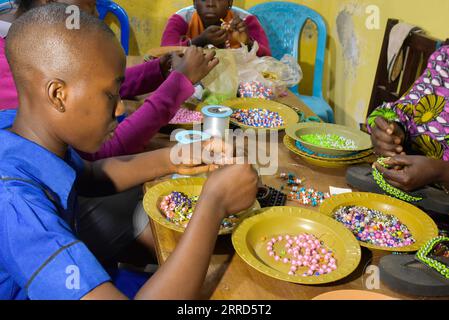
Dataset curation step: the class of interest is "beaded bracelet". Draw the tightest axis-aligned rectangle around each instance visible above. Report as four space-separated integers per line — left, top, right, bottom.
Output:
416 237 449 280
372 157 423 202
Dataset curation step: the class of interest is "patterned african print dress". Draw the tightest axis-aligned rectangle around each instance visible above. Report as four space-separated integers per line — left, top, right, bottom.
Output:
367 45 449 161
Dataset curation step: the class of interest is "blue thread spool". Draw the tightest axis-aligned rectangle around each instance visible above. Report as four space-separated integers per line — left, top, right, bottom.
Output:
175 130 211 145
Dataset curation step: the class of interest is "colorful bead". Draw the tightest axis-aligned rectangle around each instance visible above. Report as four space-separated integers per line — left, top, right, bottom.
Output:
333 206 416 248
238 81 275 100
265 233 338 277
300 133 357 150
231 108 284 128
169 108 203 124
160 191 239 230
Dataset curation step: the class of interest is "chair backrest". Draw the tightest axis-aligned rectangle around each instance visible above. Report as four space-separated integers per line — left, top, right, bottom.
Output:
176 5 250 16
97 0 130 55
248 1 327 98
367 18 449 117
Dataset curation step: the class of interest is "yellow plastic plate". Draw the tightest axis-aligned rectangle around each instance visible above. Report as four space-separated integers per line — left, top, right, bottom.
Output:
286 122 373 156
198 98 299 131
143 177 260 235
232 207 361 285
319 192 439 252
283 135 373 169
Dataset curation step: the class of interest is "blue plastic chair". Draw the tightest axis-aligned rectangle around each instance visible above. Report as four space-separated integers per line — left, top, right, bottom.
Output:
176 5 250 16
96 0 130 55
248 2 334 123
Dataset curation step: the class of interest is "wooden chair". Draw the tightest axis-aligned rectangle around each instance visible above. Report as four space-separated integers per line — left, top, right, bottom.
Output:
367 19 449 119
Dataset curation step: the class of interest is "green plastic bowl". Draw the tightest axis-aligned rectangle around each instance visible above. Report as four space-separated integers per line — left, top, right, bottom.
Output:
286 123 373 156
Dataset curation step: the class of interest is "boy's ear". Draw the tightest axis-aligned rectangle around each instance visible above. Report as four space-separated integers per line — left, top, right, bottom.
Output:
47 79 67 113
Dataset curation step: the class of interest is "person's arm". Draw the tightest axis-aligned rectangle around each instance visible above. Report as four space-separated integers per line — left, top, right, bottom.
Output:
161 14 191 47
78 147 175 196
119 59 166 98
245 15 272 57
82 163 258 300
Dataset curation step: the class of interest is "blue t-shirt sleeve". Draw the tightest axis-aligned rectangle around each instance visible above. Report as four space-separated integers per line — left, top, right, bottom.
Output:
0 190 110 300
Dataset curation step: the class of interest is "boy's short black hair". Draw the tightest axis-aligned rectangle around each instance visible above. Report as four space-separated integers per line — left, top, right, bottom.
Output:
6 2 116 90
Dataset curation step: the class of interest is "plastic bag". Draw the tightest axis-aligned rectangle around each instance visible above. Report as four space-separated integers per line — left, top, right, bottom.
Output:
201 49 239 105
232 42 303 98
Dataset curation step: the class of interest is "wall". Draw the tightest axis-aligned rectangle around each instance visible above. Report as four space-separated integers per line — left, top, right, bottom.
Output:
110 0 449 127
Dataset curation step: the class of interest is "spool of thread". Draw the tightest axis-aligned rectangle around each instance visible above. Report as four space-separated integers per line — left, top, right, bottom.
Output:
201 105 233 138
175 130 211 145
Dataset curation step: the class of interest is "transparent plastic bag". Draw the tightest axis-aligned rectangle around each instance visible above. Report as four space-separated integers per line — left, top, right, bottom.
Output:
201 49 239 105
232 43 303 97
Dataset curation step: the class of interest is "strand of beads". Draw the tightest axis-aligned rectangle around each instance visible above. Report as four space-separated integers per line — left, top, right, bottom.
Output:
300 133 357 150
333 206 416 248
238 81 275 100
279 172 330 207
169 108 203 124
416 237 449 279
265 233 337 277
372 157 423 202
231 108 284 128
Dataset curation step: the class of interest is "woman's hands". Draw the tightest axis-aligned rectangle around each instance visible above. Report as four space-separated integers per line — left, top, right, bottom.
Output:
375 155 446 192
371 117 406 157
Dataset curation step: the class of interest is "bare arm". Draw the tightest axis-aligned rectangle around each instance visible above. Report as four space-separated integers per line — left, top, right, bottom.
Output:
78 147 175 197
81 164 258 300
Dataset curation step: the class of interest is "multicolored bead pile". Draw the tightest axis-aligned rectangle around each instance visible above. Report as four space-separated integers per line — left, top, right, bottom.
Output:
169 108 203 124
280 172 331 207
238 81 274 100
333 206 416 248
372 157 423 203
159 191 239 229
265 233 338 277
300 134 357 150
231 108 285 128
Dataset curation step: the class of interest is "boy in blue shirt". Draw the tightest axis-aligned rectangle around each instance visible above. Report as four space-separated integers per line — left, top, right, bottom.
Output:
0 3 258 300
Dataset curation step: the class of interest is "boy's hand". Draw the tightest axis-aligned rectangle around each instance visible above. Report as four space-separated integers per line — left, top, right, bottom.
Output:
375 155 441 192
230 17 251 45
192 25 228 47
171 138 234 175
201 164 258 218
171 46 219 84
371 117 406 157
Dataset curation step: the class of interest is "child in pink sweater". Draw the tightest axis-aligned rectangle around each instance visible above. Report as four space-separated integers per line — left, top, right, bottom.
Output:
161 1 271 57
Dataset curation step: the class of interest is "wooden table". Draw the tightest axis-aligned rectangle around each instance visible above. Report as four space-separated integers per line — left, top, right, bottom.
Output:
126 56 431 300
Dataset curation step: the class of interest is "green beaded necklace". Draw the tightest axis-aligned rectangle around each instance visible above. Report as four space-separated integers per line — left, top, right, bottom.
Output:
372 157 423 202
416 237 449 280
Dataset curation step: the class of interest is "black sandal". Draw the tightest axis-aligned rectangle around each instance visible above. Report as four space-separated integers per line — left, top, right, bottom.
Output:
346 164 449 215
379 237 449 297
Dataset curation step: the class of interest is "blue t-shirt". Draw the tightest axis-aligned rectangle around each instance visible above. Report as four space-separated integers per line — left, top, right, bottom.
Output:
0 110 110 300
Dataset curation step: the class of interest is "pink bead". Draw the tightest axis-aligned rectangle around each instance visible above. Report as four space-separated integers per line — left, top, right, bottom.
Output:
290 266 298 272
283 258 289 264
268 251 274 256
307 270 314 276
285 235 290 240
287 249 293 254
278 236 283 241
266 246 273 251
274 256 280 261
326 268 332 273
288 271 295 275
330 258 336 264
